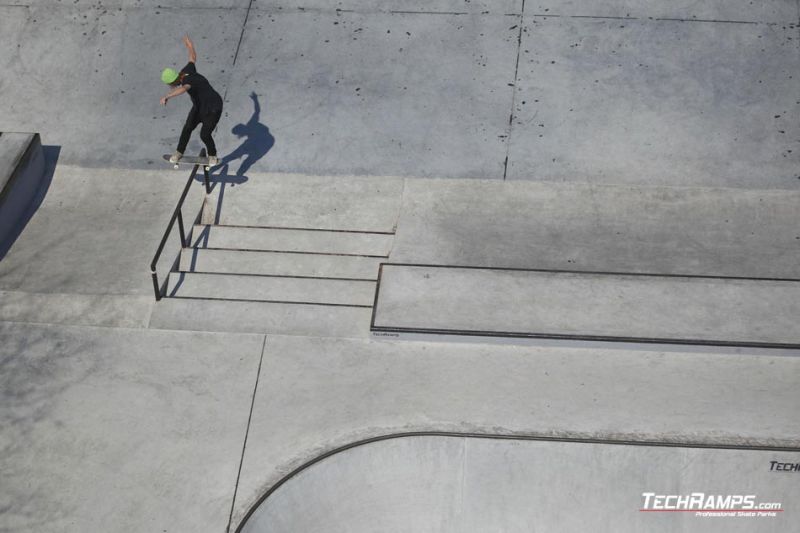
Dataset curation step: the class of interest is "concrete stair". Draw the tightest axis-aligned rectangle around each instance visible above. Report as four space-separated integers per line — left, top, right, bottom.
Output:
149 223 392 336
179 248 382 279
189 224 394 256
166 272 376 306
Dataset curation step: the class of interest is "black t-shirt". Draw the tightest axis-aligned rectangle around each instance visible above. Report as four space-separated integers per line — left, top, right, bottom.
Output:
179 62 223 115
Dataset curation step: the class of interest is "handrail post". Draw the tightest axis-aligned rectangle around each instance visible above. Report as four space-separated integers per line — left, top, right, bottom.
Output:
151 269 161 301
200 147 211 194
177 210 186 248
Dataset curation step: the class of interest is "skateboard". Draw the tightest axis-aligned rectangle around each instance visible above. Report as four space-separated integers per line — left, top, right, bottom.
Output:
162 154 215 170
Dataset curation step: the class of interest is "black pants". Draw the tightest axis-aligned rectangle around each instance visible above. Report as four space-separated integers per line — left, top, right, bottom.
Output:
177 107 222 157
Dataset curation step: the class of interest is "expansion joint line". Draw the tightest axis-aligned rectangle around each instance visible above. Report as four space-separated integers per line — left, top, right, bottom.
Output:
797 0 800 48
226 335 267 533
224 0 255 101
503 0 525 181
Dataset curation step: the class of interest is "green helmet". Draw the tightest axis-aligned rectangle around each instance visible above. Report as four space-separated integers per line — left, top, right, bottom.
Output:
161 67 179 84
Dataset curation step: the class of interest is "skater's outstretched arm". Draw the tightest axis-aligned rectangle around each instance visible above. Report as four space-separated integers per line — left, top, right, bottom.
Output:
247 92 260 126
183 34 197 63
160 85 190 106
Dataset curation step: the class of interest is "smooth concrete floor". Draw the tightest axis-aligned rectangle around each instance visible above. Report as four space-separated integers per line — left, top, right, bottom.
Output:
4 322 796 532
0 322 265 533
1 0 800 532
1 1 798 186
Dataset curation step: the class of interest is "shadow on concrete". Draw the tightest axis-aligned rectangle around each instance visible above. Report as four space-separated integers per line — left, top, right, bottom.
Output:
197 92 275 189
222 92 275 178
0 145 61 261
1 323 96 529
185 92 276 234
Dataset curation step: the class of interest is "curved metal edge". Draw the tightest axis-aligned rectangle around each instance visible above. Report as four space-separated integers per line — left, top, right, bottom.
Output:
233 430 800 532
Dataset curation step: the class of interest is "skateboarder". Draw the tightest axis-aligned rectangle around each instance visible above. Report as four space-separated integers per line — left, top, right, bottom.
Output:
160 35 223 166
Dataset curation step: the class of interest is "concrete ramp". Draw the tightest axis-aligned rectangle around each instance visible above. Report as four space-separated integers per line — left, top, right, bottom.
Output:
238 434 798 533
372 264 800 348
0 133 45 256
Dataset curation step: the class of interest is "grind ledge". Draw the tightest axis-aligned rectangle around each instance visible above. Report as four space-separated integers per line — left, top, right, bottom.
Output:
0 132 45 253
371 263 800 349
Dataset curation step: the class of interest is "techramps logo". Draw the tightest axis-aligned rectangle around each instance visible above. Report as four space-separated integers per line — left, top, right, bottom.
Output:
640 493 783 518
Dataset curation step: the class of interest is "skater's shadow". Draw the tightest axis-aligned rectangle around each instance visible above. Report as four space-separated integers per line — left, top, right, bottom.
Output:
199 91 275 191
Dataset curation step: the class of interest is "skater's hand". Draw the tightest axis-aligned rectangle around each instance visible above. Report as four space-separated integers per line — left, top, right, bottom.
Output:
160 96 168 106
183 34 197 63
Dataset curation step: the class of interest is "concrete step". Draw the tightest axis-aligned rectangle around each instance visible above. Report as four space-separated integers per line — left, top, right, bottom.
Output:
179 248 382 280
148 297 371 337
191 224 394 256
166 272 376 307
202 174 404 232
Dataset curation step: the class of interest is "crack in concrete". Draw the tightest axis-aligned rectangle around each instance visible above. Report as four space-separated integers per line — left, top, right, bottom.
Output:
231 0 255 68
390 10 469 16
503 0 525 181
226 334 267 533
533 13 775 25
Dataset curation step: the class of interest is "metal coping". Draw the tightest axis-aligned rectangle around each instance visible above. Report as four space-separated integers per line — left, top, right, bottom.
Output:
234 430 800 532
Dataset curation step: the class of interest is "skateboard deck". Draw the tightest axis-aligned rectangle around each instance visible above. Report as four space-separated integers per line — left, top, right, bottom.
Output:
162 154 214 170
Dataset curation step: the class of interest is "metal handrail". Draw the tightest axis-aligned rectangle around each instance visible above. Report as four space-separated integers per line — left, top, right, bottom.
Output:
150 150 211 301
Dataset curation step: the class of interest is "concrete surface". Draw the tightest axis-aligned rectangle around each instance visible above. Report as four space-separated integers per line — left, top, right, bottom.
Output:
373 264 800 346
166 271 376 304
239 435 800 533
190 225 394 256
507 14 800 186
1 0 800 531
202 172 404 230
181 248 384 278
0 321 264 533
528 0 797 21
148 297 373 336
1 1 797 186
0 290 153 328
0 165 205 296
230 334 800 529
390 178 800 278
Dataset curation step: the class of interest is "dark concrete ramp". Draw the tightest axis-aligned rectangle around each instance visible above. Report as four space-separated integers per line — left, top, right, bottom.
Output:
0 133 45 258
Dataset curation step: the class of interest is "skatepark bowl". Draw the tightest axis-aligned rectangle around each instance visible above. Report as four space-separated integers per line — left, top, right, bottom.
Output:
237 433 799 533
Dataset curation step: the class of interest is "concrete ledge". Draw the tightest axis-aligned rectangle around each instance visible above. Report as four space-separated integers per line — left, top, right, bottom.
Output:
0 132 45 253
371 263 800 348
